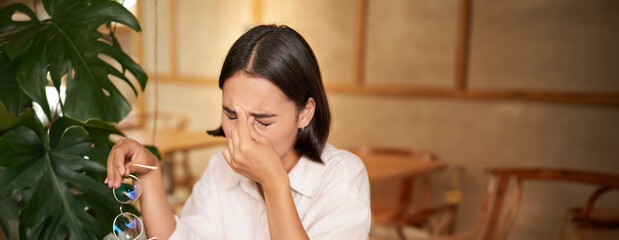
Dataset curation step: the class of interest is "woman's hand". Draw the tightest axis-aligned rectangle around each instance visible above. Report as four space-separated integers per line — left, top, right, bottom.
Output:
223 106 288 186
105 138 159 189
106 138 175 239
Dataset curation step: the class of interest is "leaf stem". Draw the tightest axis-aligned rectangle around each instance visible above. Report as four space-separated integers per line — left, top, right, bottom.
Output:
44 150 84 239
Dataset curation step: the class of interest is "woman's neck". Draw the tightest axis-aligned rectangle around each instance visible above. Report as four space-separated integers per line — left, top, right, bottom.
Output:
281 149 302 173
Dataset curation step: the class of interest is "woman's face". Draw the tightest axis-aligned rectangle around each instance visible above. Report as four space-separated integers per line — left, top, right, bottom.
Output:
221 71 309 162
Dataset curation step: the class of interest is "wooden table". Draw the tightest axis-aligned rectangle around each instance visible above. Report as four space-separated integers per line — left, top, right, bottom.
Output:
358 152 447 183
121 128 227 155
354 151 452 237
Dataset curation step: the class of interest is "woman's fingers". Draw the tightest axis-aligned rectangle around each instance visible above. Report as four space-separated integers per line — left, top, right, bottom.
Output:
226 136 234 160
223 147 231 163
125 160 136 177
228 132 234 149
105 138 157 189
113 143 128 188
230 128 245 168
106 146 114 186
234 106 251 141
106 141 124 188
246 117 262 141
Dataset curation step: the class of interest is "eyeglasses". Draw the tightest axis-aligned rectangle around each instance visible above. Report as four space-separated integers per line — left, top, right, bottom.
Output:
112 174 145 240
112 164 158 240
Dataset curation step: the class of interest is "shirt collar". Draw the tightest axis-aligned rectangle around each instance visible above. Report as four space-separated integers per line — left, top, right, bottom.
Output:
288 154 325 198
286 144 335 197
215 153 242 190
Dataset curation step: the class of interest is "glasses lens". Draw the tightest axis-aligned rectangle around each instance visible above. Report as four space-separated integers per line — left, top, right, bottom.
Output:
113 212 143 240
113 175 142 203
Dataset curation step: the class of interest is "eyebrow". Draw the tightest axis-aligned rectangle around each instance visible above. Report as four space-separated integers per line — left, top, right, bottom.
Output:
222 105 277 119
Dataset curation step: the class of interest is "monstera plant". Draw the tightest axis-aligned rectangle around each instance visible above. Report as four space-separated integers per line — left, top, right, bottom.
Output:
0 0 153 239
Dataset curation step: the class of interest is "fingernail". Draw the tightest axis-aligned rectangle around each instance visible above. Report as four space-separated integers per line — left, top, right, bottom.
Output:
118 167 125 175
234 106 240 112
104 178 108 184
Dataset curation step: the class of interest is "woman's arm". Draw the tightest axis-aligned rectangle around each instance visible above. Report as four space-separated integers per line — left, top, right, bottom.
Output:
137 167 176 239
106 139 176 239
261 175 309 240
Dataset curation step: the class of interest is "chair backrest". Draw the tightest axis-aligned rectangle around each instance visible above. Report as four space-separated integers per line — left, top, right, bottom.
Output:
429 168 619 240
349 146 438 161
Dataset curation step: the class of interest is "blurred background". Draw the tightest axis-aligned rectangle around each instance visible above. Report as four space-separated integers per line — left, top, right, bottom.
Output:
4 0 618 239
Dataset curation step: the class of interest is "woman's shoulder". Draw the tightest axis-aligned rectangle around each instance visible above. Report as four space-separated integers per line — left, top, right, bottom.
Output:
320 144 367 177
312 144 369 200
322 144 362 163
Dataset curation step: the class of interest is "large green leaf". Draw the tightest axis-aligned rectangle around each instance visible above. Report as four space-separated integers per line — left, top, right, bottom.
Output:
0 53 31 117
0 116 122 239
17 40 54 121
0 102 19 133
48 117 123 167
0 1 147 123
0 4 40 59
0 103 46 142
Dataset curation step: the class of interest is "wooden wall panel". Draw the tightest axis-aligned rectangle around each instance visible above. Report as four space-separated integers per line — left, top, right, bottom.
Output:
177 0 253 78
262 0 358 84
365 0 459 87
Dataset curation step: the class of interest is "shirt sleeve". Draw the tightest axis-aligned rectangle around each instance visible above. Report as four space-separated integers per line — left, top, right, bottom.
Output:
306 151 372 240
168 154 224 240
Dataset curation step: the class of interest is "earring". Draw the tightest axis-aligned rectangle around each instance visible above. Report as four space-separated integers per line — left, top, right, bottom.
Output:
299 126 305 131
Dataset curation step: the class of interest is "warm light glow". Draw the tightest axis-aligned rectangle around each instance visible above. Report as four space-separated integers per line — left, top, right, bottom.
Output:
122 0 137 8
119 0 137 14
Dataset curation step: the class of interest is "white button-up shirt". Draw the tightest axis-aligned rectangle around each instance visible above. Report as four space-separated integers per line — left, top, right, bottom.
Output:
168 144 371 239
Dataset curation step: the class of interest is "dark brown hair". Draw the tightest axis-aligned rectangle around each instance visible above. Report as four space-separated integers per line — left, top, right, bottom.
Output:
207 24 330 163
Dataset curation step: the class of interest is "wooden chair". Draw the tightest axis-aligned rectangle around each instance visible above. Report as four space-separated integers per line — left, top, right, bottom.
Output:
424 168 619 240
561 188 619 240
348 146 458 239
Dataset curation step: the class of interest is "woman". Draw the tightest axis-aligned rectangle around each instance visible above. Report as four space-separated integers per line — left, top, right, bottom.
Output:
106 24 371 239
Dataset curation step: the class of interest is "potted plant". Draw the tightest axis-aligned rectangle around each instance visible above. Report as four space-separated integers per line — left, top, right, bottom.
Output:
0 0 154 239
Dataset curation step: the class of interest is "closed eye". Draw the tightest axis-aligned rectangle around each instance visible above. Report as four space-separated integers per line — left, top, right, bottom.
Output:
222 105 275 127
223 106 237 120
226 113 270 126
257 121 272 127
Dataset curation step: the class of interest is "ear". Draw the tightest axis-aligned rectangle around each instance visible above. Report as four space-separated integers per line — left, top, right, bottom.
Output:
298 97 316 129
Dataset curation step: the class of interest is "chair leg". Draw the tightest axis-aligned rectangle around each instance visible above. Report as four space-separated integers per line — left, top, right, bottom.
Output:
395 226 406 240
161 154 175 194
180 150 194 188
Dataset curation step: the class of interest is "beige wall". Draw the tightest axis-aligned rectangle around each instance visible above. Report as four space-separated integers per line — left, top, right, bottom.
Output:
135 0 619 239
469 0 619 92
